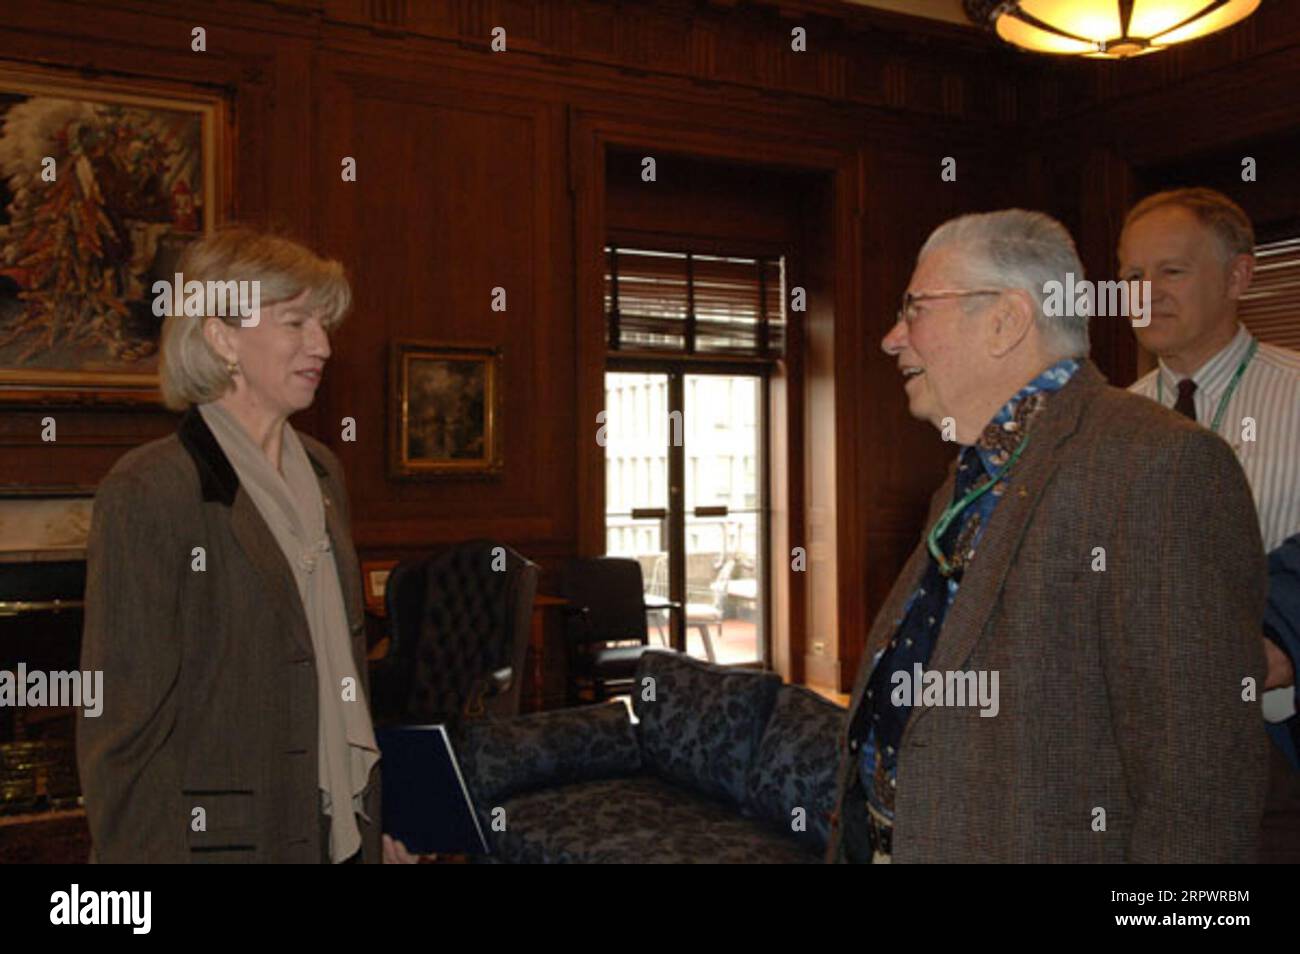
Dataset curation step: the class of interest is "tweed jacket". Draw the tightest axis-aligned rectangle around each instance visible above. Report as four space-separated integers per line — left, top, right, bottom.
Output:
77 408 381 863
827 361 1270 863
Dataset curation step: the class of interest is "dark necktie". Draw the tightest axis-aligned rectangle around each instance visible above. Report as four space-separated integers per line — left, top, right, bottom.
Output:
1175 378 1198 422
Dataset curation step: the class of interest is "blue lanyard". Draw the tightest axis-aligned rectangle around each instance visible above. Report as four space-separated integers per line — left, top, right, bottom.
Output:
926 436 1030 577
1156 339 1258 435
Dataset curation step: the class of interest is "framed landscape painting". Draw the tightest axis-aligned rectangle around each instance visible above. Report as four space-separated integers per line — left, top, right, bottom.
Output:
0 66 225 405
389 341 504 479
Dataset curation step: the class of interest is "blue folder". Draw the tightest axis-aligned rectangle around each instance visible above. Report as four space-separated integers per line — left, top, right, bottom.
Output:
375 724 489 856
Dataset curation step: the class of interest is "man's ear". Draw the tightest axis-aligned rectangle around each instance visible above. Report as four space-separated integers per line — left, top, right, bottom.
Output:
988 290 1035 358
201 317 236 363
1225 252 1255 301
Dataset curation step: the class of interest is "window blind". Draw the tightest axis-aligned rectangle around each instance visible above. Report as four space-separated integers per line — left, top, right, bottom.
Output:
1240 237 1300 352
604 246 785 358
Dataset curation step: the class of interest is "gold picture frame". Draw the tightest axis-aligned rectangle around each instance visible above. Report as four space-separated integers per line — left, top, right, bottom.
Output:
388 341 504 479
0 64 227 405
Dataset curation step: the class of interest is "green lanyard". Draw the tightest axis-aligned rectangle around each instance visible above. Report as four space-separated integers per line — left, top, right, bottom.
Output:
1156 339 1258 435
926 435 1030 577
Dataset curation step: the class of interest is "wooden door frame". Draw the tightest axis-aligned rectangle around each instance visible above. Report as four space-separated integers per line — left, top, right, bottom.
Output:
567 107 862 682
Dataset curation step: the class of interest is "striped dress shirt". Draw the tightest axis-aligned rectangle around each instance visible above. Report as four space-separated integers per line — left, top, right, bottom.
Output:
1130 324 1300 553
1131 323 1300 723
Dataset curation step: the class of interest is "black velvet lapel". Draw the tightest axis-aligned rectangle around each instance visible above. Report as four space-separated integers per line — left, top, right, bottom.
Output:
177 406 330 506
178 407 238 505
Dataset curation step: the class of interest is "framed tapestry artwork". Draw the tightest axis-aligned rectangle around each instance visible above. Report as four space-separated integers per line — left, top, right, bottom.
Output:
0 65 226 405
388 341 504 479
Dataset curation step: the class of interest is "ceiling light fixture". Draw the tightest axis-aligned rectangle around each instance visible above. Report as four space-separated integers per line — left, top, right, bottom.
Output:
963 0 1260 59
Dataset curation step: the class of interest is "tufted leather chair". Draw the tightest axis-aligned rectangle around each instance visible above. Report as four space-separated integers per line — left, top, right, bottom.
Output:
371 540 538 728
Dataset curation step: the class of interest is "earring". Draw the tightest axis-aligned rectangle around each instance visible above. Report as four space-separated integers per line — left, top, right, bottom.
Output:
225 358 239 376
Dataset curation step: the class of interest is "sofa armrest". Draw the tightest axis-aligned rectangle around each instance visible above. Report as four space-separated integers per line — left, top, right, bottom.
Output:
457 702 641 808
744 684 846 854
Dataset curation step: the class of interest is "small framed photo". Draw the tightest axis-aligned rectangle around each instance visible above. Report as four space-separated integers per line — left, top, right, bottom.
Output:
388 341 503 479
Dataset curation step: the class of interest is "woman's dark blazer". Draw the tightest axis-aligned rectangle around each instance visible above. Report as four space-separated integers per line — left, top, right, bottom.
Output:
76 407 381 863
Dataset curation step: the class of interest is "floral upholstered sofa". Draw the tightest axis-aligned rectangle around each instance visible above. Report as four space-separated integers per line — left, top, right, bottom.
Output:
457 649 845 863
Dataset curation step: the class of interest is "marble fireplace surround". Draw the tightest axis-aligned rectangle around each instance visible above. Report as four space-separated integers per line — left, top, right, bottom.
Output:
0 496 93 564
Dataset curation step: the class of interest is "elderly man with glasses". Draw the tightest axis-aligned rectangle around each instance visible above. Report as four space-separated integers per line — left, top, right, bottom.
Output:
826 209 1269 864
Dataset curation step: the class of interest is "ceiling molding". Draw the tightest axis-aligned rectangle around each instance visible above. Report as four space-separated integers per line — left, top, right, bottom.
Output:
842 0 973 27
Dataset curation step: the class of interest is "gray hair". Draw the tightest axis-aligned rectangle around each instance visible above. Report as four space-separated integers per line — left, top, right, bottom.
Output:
160 227 351 411
919 209 1090 359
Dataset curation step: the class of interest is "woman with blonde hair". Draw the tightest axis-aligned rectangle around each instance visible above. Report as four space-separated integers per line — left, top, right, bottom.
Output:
78 227 413 863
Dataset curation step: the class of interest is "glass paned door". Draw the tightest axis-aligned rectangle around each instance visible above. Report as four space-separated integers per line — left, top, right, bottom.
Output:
604 369 766 665
604 372 673 648
683 375 763 664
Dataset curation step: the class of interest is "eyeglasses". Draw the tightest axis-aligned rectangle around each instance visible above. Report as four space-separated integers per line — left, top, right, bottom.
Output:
896 288 1004 326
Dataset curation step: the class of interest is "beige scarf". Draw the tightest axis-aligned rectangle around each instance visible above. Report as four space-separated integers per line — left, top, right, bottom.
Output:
199 401 378 863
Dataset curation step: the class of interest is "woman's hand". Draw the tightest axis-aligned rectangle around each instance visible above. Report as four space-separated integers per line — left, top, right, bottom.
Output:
383 833 435 864
1264 636 1295 691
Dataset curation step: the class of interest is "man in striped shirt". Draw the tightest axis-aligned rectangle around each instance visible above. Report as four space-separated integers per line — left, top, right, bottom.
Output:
1119 187 1300 862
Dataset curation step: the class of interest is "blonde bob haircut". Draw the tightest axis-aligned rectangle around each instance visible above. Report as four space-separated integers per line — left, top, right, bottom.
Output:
159 227 351 410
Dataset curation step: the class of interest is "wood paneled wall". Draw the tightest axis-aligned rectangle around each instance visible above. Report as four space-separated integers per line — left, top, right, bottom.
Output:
2 0 1297 690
